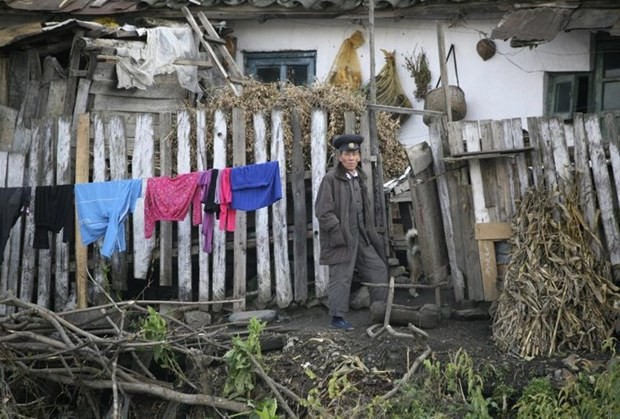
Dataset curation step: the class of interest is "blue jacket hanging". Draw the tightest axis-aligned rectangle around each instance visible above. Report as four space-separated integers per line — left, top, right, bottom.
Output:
230 161 282 211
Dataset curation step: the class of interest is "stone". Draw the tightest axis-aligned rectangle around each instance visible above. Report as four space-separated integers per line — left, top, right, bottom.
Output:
184 310 212 329
349 286 370 310
228 309 278 324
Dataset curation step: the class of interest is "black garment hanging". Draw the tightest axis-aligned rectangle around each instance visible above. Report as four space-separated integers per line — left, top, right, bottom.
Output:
33 185 75 249
0 187 31 264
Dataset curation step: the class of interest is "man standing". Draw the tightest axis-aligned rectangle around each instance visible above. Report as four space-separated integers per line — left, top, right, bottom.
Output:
315 134 388 330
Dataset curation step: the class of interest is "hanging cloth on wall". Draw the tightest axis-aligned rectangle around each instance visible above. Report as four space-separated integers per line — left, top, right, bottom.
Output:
75 179 142 258
144 172 203 239
230 161 282 211
33 185 75 249
199 169 217 254
0 187 30 265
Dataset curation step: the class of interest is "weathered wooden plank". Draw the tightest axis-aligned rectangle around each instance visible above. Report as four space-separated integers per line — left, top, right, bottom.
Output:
462 120 494 301
310 109 329 298
407 143 449 283
212 109 227 311
91 113 107 304
45 80 67 117
479 120 500 220
90 79 187 99
63 31 84 117
71 78 92 137
177 110 193 302
291 109 307 303
12 80 39 154
538 118 558 191
497 119 517 217
0 56 7 106
359 111 374 215
0 104 17 150
253 111 272 306
572 114 598 237
195 109 210 302
604 112 620 215
75 114 90 308
232 107 247 311
584 114 620 268
271 108 292 308
0 151 6 185
20 119 43 304
431 120 465 302
158 113 173 286
92 95 183 113
54 117 72 311
107 115 129 292
1 152 25 315
8 52 28 110
549 117 572 189
132 113 155 279
32 130 52 314
526 117 544 189
475 223 512 241
509 118 530 199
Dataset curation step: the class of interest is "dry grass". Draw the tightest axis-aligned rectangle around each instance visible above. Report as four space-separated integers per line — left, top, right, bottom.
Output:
492 186 620 358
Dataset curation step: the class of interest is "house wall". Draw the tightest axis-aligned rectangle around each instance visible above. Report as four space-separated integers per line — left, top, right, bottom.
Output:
230 18 591 147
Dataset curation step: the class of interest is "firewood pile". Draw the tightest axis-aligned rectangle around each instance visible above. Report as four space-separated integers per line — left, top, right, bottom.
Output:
492 187 620 358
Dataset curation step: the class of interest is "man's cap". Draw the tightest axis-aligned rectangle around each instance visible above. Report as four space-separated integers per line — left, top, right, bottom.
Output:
333 134 364 151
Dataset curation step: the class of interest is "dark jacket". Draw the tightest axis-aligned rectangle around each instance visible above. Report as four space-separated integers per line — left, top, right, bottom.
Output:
315 162 386 265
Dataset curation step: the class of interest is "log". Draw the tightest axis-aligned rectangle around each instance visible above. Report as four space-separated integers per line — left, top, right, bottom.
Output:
370 301 440 329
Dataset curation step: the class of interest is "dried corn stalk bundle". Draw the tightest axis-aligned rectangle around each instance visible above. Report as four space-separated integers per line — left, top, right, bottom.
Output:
492 187 620 358
195 80 406 179
373 49 413 123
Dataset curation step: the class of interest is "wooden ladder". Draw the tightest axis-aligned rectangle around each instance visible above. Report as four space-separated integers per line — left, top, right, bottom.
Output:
181 6 244 96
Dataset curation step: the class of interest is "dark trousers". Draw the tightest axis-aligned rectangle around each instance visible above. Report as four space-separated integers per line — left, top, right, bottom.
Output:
328 239 388 318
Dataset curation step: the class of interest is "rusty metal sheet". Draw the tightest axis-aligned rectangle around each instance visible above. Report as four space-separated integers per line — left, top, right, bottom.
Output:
565 8 620 31
491 8 572 43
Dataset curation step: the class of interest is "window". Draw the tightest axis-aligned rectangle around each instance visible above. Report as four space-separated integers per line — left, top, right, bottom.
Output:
244 51 316 85
545 34 620 118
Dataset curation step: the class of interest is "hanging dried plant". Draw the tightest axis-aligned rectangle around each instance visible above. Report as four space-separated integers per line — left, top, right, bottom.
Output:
403 47 432 101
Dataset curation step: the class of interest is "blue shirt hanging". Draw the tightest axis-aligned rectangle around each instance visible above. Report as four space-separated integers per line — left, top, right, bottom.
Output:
230 161 282 211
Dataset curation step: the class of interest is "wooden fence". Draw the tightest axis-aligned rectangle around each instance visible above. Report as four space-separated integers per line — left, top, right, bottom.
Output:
0 108 381 313
416 112 620 302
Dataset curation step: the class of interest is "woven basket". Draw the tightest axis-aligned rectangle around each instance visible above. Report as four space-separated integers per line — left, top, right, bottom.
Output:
423 85 467 125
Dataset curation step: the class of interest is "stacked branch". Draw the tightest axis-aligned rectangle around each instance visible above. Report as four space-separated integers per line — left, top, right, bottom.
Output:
492 187 620 358
0 298 252 416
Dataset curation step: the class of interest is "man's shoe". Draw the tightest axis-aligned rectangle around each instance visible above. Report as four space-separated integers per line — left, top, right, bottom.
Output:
331 317 354 331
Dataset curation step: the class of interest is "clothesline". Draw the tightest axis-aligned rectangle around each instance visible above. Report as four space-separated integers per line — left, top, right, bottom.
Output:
0 161 282 262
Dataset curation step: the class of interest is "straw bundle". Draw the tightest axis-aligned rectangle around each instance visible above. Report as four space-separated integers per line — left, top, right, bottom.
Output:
492 187 620 358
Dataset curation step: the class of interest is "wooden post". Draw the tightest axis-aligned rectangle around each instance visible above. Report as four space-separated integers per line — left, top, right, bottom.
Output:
75 113 90 309
176 110 193 301
55 116 72 311
291 109 307 303
232 107 247 311
436 22 452 123
196 110 211 302
212 110 227 311
159 113 173 286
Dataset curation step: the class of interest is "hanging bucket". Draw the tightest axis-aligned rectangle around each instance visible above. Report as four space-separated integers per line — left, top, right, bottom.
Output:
423 85 467 125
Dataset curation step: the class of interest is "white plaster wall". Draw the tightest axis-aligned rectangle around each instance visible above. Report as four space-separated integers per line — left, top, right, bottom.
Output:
230 18 591 147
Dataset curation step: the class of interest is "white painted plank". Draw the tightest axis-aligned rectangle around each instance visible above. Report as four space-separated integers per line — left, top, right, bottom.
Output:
538 118 558 191
499 119 517 217
463 121 490 223
212 110 227 311
132 113 156 279
54 116 72 311
604 113 620 214
0 151 9 309
177 110 193 301
107 115 129 292
310 108 329 298
91 113 107 304
585 114 620 267
36 118 54 308
253 111 272 307
270 109 292 308
0 151 7 185
196 109 210 302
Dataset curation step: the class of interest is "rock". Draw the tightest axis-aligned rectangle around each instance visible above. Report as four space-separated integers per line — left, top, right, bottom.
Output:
184 310 212 329
390 266 407 277
350 286 370 310
228 309 278 324
388 257 401 267
451 307 489 320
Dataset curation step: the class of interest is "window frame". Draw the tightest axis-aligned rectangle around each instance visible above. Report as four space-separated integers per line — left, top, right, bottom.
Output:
243 50 317 85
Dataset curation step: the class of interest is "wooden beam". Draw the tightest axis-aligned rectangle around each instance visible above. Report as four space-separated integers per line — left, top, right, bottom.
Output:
75 113 90 309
